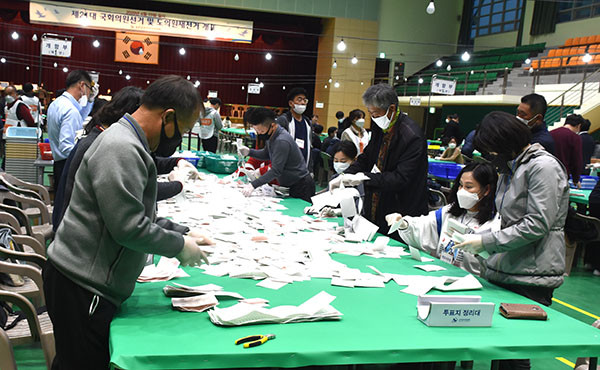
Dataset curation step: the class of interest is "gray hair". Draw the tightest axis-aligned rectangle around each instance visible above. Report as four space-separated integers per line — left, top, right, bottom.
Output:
362 83 398 110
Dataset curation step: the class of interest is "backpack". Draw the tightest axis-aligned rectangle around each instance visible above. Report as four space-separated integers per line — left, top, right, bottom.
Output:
0 228 24 287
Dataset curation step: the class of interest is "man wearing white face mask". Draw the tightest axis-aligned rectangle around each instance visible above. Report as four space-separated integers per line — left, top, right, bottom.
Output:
275 87 312 168
48 70 96 190
340 109 369 154
331 83 429 234
517 93 555 155
4 85 36 128
386 162 500 275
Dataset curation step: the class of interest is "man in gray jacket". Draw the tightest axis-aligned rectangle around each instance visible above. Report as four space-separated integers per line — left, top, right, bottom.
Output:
238 108 315 202
43 75 211 370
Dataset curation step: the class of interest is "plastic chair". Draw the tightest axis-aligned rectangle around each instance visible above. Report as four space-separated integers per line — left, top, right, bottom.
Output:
0 189 51 227
0 245 46 306
0 290 55 369
565 38 574 47
548 49 557 57
0 173 50 205
0 204 52 247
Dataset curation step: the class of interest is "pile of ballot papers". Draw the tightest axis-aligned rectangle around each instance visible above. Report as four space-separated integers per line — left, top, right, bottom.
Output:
137 257 189 283
208 291 342 326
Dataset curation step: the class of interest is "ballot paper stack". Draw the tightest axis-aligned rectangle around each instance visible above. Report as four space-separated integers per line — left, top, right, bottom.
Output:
137 257 189 283
208 291 342 326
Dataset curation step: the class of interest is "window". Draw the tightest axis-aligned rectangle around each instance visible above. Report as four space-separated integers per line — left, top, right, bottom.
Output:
471 0 523 38
557 0 600 23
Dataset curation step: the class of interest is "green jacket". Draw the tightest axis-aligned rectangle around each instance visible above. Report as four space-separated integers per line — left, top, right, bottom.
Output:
48 113 185 306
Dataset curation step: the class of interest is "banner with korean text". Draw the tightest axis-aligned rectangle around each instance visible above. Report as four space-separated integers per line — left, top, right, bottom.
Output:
30 1 253 43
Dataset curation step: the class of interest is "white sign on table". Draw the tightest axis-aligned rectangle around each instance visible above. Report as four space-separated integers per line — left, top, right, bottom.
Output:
431 77 456 95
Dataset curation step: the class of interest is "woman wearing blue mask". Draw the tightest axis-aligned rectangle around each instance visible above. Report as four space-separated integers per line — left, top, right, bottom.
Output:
386 162 499 275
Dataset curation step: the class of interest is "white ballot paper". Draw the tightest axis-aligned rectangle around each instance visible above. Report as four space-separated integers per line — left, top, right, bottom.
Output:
347 215 379 242
414 265 447 272
409 246 434 263
433 274 483 291
172 294 219 312
417 295 495 327
208 291 342 326
137 257 190 282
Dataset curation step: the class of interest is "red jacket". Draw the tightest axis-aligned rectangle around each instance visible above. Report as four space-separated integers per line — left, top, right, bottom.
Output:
550 126 582 183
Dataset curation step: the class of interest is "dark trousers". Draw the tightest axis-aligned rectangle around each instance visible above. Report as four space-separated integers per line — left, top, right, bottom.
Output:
53 159 66 191
490 282 554 370
289 175 315 203
43 261 117 370
201 136 218 153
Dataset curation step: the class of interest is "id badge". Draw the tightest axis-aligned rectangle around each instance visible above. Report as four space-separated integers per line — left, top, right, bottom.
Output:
296 138 305 149
371 164 381 174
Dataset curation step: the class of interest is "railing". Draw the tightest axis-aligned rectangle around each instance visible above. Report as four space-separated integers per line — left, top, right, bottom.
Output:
545 66 600 125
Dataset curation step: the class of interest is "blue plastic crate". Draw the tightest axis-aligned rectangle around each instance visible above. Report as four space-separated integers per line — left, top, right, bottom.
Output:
6 127 38 139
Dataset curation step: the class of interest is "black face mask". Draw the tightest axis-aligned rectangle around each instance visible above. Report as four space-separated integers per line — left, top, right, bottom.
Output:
257 124 274 142
155 113 182 157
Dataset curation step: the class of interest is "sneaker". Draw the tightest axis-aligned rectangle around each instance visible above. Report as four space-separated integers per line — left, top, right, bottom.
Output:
593 269 600 276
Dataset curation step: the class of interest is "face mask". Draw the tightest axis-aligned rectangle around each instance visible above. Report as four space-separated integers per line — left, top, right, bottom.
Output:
516 115 536 128
456 188 480 210
355 119 365 128
5 95 15 104
257 124 274 142
155 113 182 157
339 119 344 124
293 104 306 115
448 143 456 149
78 94 88 108
334 162 350 174
372 107 391 130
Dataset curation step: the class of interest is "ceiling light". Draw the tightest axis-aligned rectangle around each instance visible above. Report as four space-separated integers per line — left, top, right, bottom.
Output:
332 59 337 68
265 53 272 60
461 51 470 61
0 58 5 64
255 77 259 83
337 39 346 51
186 75 191 80
32 34 38 42
259 82 264 88
426 1 435 14
62 67 68 72
11 31 19 40
379 52 386 59
179 47 186 55
282 86 286 90
119 69 123 75
418 78 424 84
583 53 592 63
325 85 328 89
446 65 452 71
525 58 531 64
53 62 57 67
125 74 131 80
334 81 340 88
26 66 30 70
147 80 150 84
242 86 245 90
194 80 200 87
234 53 239 61
436 59 443 67
351 56 358 64
93 40 100 48
328 78 332 83
395 75 399 80
360 81 364 85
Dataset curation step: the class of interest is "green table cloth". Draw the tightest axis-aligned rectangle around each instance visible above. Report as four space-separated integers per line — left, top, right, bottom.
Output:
570 189 591 205
221 127 248 136
110 199 600 370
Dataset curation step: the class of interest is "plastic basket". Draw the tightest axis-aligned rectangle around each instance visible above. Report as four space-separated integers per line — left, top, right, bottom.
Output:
6 127 37 139
428 162 447 178
570 175 598 190
37 143 53 160
205 154 238 174
446 164 463 179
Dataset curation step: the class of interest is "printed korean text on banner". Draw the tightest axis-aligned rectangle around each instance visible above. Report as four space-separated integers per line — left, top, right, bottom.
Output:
41 35 72 58
431 77 456 96
30 1 253 43
115 32 159 64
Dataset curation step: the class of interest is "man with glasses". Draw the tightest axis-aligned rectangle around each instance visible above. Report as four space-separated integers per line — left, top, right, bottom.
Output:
48 70 97 189
276 87 313 168
517 93 555 155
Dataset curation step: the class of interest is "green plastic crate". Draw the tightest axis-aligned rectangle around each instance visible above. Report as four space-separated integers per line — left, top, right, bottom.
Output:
205 154 238 174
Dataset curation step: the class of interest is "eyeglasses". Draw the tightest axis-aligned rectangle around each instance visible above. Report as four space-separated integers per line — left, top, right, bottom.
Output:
294 97 309 104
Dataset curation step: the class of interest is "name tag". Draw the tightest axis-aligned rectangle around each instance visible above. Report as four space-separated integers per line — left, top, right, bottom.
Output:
296 138 305 149
200 118 212 126
371 164 381 174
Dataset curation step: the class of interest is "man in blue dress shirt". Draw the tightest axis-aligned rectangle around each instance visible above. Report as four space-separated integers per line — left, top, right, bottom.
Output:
47 70 96 190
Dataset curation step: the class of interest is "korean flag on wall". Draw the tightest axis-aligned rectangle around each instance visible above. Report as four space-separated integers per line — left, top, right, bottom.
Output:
114 32 159 65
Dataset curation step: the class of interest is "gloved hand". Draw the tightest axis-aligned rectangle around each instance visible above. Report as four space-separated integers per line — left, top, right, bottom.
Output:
453 234 484 255
319 206 341 218
238 145 250 157
177 159 201 180
241 183 255 197
89 83 99 101
168 168 188 184
385 213 403 226
176 236 210 266
328 175 344 192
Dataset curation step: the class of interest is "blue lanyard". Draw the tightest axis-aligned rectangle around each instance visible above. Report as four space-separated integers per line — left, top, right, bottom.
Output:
498 159 517 212
123 116 148 151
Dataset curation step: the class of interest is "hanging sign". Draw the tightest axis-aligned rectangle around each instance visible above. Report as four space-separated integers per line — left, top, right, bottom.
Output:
431 77 456 95
30 1 253 43
409 97 421 106
41 35 72 58
115 32 159 64
208 90 218 98
247 83 261 95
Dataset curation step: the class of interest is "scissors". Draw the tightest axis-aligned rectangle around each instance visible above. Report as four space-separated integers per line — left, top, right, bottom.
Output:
234 334 276 348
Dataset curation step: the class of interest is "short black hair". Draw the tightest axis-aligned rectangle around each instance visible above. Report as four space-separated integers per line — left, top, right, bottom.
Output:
141 75 202 123
209 98 222 106
327 126 337 136
582 119 591 132
23 83 34 93
334 140 358 160
448 113 459 120
335 111 344 119
247 107 276 126
447 162 498 225
287 87 307 102
314 125 324 134
521 93 547 117
474 111 532 158
565 114 585 127
87 86 143 134
65 70 92 89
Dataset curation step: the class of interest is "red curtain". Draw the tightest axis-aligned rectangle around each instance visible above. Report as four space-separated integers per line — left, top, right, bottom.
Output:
0 1 320 108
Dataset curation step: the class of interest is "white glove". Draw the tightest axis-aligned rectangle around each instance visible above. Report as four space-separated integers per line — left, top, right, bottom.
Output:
342 173 368 187
176 160 201 180
89 83 99 101
453 234 484 255
238 145 250 157
319 206 341 218
168 168 188 184
328 175 344 192
176 236 211 267
385 213 403 226
241 183 255 197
